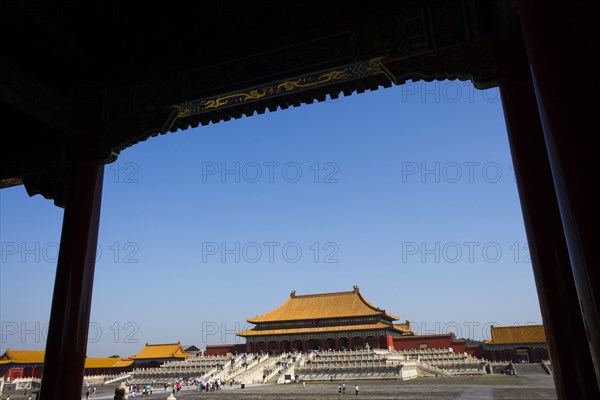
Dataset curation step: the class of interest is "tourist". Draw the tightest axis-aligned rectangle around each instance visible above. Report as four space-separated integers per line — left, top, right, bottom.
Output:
302 381 306 388
355 384 359 395
342 383 346 394
85 388 90 400
338 384 343 395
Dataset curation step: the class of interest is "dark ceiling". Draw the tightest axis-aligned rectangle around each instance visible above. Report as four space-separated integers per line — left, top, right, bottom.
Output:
0 0 519 204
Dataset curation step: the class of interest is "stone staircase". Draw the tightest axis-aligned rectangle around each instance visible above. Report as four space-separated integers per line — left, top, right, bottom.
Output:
417 361 452 377
103 373 132 385
513 363 550 376
229 354 278 384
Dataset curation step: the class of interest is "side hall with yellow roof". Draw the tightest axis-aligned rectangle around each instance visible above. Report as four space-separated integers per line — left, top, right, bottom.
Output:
484 324 548 363
0 350 45 380
0 349 133 380
237 286 414 353
0 342 187 380
128 342 190 368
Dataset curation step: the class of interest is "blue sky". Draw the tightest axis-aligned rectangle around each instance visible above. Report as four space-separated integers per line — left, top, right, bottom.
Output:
0 80 541 357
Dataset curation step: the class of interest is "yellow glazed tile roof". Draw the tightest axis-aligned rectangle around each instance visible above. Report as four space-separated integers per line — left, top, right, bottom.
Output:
0 350 45 364
129 342 190 359
392 322 412 334
0 350 134 368
247 287 399 323
238 322 407 337
84 358 134 369
485 325 547 345
113 359 136 367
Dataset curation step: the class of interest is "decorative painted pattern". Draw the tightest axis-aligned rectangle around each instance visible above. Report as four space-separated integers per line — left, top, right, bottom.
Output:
174 59 385 117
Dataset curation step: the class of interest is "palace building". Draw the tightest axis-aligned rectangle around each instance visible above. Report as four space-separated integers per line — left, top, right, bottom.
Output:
0 342 187 379
0 350 133 380
237 286 412 353
128 342 190 368
484 325 548 363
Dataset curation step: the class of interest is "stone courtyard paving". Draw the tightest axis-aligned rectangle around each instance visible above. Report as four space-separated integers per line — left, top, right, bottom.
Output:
166 375 558 400
4 375 558 400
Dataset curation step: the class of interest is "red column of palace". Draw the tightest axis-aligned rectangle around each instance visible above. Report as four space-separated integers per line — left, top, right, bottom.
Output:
498 16 600 399
385 336 394 350
516 1 600 393
39 140 104 400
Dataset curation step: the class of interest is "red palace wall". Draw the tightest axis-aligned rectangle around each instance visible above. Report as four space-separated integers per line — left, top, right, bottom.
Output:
1 366 43 380
204 344 246 356
393 334 455 349
393 334 483 356
8 367 24 380
465 344 484 358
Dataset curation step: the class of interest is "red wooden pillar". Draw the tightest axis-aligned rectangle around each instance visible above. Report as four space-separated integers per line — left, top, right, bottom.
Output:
517 1 600 390
498 37 600 399
385 336 394 350
39 145 104 400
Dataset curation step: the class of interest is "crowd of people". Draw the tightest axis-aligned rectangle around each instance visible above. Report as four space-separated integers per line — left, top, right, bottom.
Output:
125 383 153 397
169 377 231 393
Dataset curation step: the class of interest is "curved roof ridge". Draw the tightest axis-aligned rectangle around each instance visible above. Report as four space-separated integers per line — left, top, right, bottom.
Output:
354 287 400 320
144 341 181 346
293 290 356 298
354 287 382 311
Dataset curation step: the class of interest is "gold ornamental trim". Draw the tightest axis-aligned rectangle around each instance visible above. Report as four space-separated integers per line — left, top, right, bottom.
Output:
174 59 386 118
